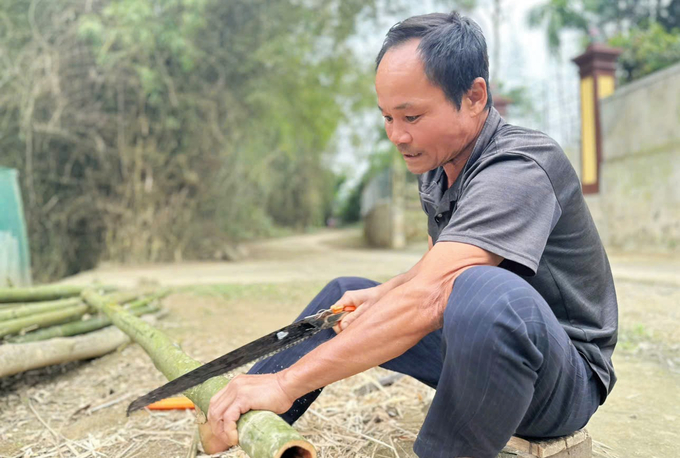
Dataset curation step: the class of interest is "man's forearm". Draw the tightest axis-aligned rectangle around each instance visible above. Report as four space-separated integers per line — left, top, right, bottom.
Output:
279 279 440 399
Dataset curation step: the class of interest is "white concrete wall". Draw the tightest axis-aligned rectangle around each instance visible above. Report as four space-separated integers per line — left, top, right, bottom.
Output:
597 62 680 252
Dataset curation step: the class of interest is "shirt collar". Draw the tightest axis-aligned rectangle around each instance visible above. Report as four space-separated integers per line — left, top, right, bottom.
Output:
466 106 502 171
442 107 503 204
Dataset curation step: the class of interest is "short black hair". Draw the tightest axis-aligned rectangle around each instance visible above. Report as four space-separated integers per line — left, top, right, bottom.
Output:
376 12 493 110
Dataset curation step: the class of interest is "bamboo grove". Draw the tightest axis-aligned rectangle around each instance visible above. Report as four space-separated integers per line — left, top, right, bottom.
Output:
0 0 379 282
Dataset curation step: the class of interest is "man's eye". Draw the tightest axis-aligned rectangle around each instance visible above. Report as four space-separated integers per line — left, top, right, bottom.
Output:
405 115 420 123
383 115 393 122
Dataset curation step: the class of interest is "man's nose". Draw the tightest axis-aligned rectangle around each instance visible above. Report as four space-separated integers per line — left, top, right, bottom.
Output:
388 123 412 145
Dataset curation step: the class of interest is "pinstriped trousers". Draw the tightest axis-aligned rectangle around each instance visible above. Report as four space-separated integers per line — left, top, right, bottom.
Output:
249 266 601 458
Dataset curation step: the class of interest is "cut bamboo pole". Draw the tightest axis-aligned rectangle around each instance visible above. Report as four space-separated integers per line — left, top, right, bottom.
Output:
0 303 91 338
7 304 158 343
0 314 163 377
82 290 316 458
0 285 89 303
0 325 130 377
0 297 82 321
4 291 169 342
0 290 160 321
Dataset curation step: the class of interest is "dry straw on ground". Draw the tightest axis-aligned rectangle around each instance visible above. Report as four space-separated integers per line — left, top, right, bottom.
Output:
0 337 434 458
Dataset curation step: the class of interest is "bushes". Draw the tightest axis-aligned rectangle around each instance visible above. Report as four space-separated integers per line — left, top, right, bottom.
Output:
610 23 680 83
0 0 375 281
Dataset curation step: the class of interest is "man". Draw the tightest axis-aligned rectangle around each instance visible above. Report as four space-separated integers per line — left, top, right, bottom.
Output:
207 12 618 458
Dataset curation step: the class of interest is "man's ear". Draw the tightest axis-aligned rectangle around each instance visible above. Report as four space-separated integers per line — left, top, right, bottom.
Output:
465 77 488 115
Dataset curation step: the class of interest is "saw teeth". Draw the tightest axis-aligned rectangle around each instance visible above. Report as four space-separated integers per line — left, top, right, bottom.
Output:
233 335 314 376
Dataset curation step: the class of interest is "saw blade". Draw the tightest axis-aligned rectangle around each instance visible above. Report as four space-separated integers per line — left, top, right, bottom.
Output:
126 319 321 415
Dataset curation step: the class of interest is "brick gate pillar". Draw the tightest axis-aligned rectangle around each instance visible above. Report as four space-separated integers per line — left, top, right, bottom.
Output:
572 43 622 194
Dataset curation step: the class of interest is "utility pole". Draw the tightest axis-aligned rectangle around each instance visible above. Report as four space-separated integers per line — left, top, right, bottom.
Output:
491 0 502 85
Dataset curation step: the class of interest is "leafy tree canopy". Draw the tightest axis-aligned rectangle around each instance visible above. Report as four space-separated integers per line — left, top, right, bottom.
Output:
528 0 680 82
0 0 380 280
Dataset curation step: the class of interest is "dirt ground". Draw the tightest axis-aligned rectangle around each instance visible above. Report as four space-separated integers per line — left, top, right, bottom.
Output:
1 229 678 457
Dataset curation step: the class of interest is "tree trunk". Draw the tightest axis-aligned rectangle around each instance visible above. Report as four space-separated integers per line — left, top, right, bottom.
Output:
82 290 316 458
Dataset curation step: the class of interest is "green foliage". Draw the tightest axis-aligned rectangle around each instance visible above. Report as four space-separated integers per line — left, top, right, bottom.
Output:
658 0 680 32
528 0 680 83
338 181 365 224
527 0 588 55
337 130 399 224
610 23 680 83
0 0 378 280
494 83 539 124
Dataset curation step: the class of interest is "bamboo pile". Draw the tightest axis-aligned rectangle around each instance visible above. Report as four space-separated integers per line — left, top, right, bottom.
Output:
1 285 317 457
0 284 168 377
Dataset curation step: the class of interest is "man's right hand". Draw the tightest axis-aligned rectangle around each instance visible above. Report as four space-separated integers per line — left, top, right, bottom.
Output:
332 285 385 334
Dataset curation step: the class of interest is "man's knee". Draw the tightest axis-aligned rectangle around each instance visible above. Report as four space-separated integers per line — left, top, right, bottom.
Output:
330 276 379 293
442 265 541 343
325 277 379 305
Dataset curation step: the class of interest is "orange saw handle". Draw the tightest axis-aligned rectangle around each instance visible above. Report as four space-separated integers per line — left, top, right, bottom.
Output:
146 396 195 410
330 304 357 314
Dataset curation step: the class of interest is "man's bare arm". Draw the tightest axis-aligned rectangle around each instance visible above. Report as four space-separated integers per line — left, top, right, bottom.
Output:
279 241 502 400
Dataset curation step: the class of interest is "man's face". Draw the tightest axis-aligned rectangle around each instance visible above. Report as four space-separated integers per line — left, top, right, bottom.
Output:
376 39 479 175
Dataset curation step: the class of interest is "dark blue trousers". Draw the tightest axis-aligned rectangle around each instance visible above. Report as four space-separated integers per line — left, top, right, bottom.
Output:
249 266 601 458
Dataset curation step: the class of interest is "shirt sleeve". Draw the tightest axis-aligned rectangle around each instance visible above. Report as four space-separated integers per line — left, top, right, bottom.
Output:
436 154 562 276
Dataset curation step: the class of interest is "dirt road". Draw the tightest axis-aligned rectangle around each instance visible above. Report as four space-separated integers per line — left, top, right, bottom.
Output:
59 229 427 288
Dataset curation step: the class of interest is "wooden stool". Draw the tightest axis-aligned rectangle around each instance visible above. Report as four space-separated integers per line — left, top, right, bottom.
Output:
499 429 592 458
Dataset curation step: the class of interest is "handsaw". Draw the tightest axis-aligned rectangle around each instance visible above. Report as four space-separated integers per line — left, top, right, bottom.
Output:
126 304 356 415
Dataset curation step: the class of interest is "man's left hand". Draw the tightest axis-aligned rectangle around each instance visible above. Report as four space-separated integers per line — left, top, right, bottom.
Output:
207 372 295 447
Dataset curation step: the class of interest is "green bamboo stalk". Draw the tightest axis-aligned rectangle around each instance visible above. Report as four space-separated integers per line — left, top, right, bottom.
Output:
0 325 132 378
0 303 90 338
7 304 159 343
0 297 82 321
82 290 316 458
0 289 159 321
4 290 169 342
0 284 114 304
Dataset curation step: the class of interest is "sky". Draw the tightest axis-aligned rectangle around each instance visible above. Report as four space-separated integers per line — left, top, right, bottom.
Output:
333 0 584 182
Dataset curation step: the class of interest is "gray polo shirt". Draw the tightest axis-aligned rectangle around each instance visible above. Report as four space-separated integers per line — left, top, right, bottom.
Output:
419 107 617 401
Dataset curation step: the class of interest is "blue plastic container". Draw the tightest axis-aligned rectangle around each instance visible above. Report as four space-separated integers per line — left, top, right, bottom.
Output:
0 167 32 286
